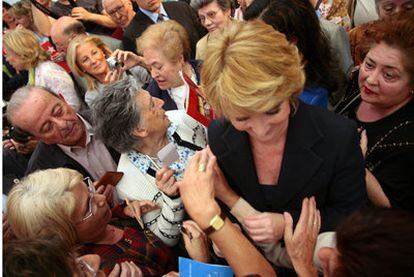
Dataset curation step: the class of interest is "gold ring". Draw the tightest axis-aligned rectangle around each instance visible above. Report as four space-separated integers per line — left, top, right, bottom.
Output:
198 163 206 172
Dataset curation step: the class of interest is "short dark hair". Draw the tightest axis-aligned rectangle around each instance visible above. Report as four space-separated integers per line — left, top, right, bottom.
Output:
245 0 342 92
4 236 76 277
360 11 414 85
191 0 231 11
335 207 414 277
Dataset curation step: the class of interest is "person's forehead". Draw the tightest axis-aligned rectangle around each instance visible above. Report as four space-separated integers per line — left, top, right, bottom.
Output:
12 91 56 128
379 0 414 5
104 0 125 8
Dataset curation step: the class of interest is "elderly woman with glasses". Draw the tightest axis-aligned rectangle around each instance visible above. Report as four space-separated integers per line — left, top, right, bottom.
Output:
6 167 177 276
91 77 207 246
190 0 232 60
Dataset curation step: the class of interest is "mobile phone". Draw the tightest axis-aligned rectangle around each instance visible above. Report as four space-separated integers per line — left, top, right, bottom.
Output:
94 171 124 188
157 142 180 167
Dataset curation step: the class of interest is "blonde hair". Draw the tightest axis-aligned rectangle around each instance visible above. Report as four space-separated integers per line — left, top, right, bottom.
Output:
137 20 191 63
7 168 83 247
11 0 32 18
3 28 49 69
66 35 112 90
201 20 305 118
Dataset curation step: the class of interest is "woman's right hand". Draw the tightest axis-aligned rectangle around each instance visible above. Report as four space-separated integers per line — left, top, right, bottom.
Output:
243 212 285 243
112 50 145 71
181 220 210 263
156 167 179 197
283 197 320 277
108 261 143 277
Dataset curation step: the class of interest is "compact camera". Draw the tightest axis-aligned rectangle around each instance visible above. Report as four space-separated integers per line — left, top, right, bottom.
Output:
106 57 123 71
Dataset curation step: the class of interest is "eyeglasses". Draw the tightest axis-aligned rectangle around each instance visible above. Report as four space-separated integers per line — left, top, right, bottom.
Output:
77 258 97 277
199 9 221 24
77 177 95 223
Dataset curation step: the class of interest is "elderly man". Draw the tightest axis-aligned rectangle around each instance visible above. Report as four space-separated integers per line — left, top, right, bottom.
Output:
102 0 135 29
122 0 206 56
50 16 121 53
6 86 119 181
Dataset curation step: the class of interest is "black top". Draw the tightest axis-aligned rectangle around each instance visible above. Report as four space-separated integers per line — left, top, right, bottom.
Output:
209 101 367 232
50 0 114 35
336 83 414 211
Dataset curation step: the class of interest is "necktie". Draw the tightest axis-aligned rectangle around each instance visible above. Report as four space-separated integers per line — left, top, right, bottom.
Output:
157 13 165 22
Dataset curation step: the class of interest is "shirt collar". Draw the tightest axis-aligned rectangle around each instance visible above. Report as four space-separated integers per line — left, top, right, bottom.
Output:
139 4 168 23
58 114 93 152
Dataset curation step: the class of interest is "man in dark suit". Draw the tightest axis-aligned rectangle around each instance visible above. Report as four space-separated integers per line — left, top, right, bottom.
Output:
6 86 120 183
122 0 206 58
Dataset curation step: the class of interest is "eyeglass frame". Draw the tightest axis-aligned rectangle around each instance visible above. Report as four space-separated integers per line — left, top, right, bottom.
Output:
77 258 97 277
76 177 95 224
198 9 222 24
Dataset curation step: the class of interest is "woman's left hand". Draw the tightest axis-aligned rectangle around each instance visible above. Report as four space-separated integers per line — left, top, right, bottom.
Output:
181 220 210 263
104 67 124 84
283 197 320 276
156 167 179 197
124 200 159 218
243 212 285 243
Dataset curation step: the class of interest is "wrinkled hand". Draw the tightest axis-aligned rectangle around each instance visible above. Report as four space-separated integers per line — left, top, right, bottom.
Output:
3 138 38 155
3 139 15 150
181 220 210 263
104 67 124 84
112 49 145 71
243 212 285 243
3 214 15 242
359 129 368 158
96 183 114 204
156 167 179 197
71 7 93 21
108 261 143 277
178 149 220 229
124 200 159 218
284 197 320 276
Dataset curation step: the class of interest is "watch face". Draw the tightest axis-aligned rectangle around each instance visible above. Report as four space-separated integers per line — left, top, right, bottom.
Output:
211 214 225 230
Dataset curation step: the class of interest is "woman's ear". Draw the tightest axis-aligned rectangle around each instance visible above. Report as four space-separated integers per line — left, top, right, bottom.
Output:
132 127 148 138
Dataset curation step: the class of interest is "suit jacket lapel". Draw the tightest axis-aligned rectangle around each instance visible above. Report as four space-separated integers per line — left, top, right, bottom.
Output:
271 103 324 209
219 123 266 211
216 103 324 212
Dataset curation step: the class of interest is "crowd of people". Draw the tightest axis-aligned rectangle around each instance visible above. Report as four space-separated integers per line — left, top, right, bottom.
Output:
2 0 414 275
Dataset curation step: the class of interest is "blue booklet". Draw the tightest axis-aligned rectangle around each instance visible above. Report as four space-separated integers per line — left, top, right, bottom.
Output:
179 257 234 277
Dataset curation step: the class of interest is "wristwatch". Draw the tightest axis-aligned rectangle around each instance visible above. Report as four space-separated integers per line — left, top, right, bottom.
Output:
203 211 226 236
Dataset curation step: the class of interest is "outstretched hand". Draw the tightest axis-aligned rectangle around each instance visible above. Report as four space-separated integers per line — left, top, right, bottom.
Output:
284 197 320 277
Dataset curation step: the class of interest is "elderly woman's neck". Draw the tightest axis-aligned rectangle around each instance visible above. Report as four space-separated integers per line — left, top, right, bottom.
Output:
135 133 169 157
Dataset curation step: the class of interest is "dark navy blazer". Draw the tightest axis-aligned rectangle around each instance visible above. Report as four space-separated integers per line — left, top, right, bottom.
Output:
208 101 367 232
